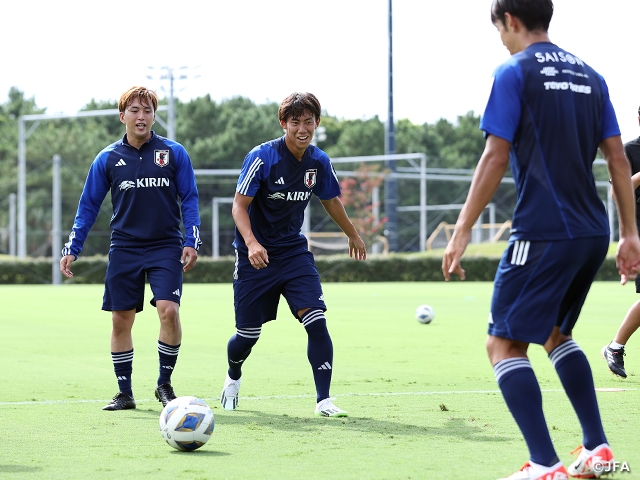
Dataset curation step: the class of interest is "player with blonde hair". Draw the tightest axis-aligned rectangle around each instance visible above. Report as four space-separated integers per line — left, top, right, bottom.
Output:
61 86 201 411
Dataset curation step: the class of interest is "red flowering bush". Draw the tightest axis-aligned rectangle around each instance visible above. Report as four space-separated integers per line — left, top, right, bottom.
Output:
339 163 388 248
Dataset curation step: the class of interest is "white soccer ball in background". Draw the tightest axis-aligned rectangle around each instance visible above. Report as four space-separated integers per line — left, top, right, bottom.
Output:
159 396 214 451
415 304 435 324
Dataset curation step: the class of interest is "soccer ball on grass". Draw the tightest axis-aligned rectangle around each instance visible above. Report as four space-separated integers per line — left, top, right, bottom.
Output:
159 396 214 451
415 304 435 324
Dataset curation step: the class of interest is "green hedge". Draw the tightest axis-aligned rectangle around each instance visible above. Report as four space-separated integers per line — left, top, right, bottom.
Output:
0 254 621 284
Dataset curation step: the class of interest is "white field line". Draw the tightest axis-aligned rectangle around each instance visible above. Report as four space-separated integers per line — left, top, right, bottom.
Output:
1 388 637 406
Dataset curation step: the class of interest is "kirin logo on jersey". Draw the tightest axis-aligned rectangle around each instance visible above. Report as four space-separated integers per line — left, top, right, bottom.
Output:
304 169 317 189
119 180 135 191
268 191 311 201
155 150 170 168
119 178 170 191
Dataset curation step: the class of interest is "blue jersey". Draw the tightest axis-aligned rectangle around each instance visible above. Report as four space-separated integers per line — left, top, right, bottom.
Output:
480 42 619 241
63 131 201 258
233 136 341 258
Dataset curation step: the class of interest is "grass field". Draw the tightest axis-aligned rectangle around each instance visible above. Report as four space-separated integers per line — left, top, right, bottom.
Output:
2 281 640 479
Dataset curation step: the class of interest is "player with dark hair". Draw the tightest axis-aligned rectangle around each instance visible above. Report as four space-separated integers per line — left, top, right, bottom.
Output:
442 1 640 478
220 92 366 417
602 107 640 379
60 86 202 411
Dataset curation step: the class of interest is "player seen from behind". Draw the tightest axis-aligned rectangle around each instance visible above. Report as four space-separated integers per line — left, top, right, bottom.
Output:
442 1 640 479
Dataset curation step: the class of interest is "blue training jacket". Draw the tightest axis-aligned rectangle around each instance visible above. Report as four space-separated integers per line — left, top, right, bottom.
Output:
62 131 201 259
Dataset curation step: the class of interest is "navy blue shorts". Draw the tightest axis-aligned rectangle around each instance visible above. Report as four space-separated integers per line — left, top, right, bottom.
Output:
102 244 183 313
233 250 326 328
489 236 608 344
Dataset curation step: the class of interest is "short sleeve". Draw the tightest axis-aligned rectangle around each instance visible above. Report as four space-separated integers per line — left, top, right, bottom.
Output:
236 150 265 197
480 60 523 142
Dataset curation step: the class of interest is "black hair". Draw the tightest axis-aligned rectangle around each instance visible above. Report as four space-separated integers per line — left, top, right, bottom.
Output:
490 0 553 32
278 92 321 123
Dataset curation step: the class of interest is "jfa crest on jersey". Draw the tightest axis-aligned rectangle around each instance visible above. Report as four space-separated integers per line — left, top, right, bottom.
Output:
304 169 317 189
155 150 170 167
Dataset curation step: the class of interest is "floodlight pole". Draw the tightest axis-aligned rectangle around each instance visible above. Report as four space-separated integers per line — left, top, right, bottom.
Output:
17 118 26 257
168 69 176 140
384 0 399 252
148 66 191 140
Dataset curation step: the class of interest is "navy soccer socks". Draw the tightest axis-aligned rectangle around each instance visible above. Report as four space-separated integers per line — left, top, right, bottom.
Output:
227 327 261 380
549 340 607 450
302 309 333 403
111 349 134 397
157 341 180 386
494 357 559 467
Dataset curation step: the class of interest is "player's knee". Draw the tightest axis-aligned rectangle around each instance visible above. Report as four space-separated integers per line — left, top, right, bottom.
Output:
112 310 135 335
486 335 528 365
156 301 180 323
543 329 572 354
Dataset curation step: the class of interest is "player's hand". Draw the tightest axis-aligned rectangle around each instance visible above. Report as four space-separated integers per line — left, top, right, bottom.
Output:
181 246 198 272
442 229 470 281
60 255 75 278
247 240 269 269
348 235 367 260
616 235 640 285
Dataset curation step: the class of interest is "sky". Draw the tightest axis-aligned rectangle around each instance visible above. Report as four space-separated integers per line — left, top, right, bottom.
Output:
3 0 640 142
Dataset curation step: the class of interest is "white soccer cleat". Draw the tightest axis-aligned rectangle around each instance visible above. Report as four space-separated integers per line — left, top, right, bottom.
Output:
567 444 614 478
220 374 241 411
315 398 348 417
498 460 567 480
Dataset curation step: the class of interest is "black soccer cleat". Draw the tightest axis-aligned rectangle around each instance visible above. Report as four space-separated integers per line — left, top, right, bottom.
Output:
103 392 136 411
602 344 627 378
155 383 177 407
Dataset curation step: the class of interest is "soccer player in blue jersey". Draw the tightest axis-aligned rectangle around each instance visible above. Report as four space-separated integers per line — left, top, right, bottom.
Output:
441 1 640 479
60 86 202 411
219 92 366 417
602 110 640 379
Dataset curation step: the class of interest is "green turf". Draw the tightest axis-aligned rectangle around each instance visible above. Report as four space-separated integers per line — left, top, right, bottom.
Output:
2 282 639 479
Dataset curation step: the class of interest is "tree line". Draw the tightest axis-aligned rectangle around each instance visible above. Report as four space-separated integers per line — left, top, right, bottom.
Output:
0 87 508 257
